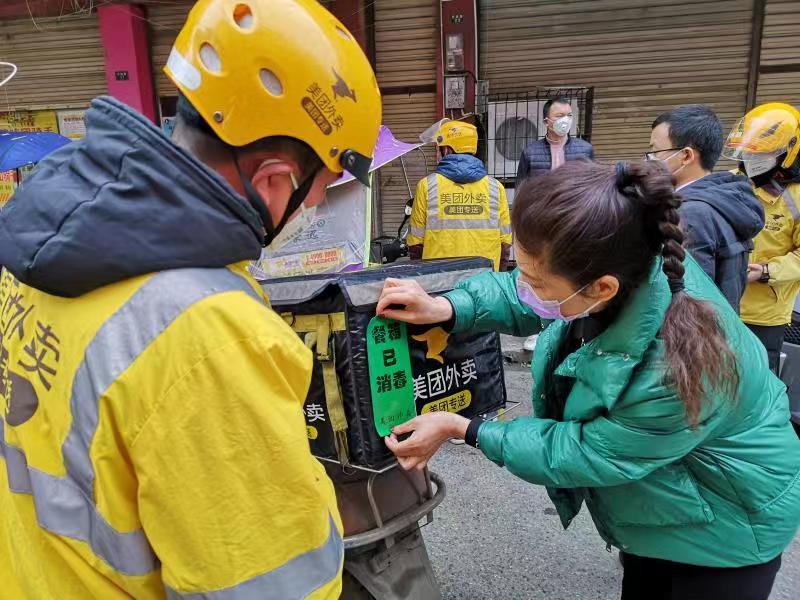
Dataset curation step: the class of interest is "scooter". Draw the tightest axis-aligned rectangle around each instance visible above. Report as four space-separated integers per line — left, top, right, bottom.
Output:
333 149 446 599
370 150 422 266
369 198 412 266
331 462 445 599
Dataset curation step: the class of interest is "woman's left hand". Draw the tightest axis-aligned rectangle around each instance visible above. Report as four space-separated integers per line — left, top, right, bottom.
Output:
385 411 470 471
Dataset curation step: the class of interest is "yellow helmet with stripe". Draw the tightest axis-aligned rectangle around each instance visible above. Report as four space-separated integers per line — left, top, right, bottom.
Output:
724 102 800 174
164 0 381 185
436 120 479 155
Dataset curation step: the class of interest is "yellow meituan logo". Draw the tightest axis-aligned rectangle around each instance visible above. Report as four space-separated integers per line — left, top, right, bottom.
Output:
412 327 450 364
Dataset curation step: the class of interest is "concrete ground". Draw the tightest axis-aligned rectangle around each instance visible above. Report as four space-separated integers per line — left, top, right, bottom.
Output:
423 336 800 599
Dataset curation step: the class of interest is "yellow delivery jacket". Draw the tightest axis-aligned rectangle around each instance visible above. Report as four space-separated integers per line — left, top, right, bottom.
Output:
0 262 343 599
408 170 512 271
740 181 800 326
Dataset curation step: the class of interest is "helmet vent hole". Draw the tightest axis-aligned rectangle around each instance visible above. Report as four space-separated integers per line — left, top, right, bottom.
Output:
335 26 351 41
259 69 283 96
199 43 221 74
233 4 254 29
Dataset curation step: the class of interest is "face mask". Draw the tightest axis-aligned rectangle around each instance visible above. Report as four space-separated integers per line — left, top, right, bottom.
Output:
516 279 603 322
649 149 686 177
745 154 778 178
551 116 573 137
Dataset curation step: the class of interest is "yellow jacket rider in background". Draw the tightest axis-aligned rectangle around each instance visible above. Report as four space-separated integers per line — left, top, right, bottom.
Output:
0 1 381 598
408 120 512 271
724 102 800 374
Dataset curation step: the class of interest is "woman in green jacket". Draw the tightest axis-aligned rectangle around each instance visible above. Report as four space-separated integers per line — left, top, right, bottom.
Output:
377 160 800 599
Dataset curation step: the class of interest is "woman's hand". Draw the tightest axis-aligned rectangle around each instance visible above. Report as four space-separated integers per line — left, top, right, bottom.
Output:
385 412 470 471
376 278 453 325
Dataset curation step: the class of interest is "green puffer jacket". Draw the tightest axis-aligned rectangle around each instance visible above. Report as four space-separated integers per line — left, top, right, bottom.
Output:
444 257 800 567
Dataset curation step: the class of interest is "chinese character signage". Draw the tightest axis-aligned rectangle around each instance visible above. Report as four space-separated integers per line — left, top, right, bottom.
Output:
1 271 62 426
0 170 17 208
409 326 481 417
0 110 58 133
367 316 415 437
56 110 87 139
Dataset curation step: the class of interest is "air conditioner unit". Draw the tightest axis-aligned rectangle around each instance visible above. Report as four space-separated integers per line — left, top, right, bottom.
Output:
487 99 580 180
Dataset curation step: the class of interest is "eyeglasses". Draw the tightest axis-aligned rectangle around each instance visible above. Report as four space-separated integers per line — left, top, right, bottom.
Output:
644 147 684 161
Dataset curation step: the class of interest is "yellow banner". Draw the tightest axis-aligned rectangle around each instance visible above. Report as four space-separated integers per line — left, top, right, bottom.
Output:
421 390 472 415
257 247 345 278
0 170 18 208
0 110 58 133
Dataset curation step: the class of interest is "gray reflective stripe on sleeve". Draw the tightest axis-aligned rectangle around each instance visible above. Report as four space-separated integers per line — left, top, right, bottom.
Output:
2 418 155 576
488 178 499 226
166 514 343 600
782 188 800 221
1 424 32 494
426 173 438 224
409 226 426 238
2 268 263 577
426 218 496 230
501 224 512 236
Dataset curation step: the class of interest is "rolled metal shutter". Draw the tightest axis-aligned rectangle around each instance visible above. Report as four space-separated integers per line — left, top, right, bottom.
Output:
756 0 800 108
479 0 755 162
148 1 337 105
0 13 106 110
146 1 195 102
375 0 439 234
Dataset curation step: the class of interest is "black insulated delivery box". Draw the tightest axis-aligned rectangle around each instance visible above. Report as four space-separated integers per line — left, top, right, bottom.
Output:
260 257 508 469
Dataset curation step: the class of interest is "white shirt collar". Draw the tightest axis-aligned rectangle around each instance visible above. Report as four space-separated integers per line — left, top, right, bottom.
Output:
675 174 709 192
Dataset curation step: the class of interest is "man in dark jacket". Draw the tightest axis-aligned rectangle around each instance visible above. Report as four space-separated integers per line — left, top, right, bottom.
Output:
649 104 765 313
516 97 594 181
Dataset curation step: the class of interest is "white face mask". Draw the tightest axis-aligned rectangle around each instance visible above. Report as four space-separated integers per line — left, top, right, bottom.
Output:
650 149 686 177
551 116 573 137
745 155 778 178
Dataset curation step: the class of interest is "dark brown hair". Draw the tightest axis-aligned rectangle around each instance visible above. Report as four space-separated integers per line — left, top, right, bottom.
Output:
512 159 738 426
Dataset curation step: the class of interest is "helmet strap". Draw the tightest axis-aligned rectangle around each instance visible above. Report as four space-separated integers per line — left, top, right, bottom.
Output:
231 149 320 247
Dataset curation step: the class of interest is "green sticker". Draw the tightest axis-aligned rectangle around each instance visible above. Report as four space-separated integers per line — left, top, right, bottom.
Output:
367 316 416 437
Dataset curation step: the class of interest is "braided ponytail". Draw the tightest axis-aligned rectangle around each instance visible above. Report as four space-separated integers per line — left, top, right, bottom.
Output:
617 161 739 426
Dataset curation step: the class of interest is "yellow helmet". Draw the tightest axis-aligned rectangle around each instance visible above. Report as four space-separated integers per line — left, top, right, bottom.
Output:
723 102 800 173
435 120 478 154
164 0 381 185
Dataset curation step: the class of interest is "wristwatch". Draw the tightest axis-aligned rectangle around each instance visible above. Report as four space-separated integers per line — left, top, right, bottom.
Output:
759 263 771 284
465 417 484 448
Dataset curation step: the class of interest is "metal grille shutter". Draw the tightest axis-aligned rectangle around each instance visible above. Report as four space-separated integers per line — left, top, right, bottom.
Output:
148 1 336 102
378 93 438 235
0 13 106 110
374 0 439 234
479 0 755 163
146 1 195 101
756 0 800 108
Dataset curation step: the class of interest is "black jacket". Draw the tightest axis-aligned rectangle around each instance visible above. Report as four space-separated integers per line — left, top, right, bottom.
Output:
679 172 765 313
0 96 264 297
516 136 595 182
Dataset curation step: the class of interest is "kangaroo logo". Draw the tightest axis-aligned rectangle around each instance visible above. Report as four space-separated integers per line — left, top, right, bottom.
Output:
412 327 450 364
331 69 357 103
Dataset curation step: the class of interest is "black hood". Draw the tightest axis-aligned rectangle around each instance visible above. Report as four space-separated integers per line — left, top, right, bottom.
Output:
681 171 764 241
0 96 264 297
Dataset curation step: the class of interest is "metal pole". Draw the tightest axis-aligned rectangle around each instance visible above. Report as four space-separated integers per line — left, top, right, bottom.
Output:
746 0 767 111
